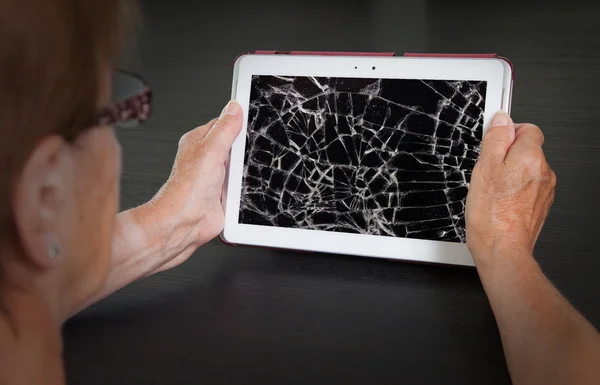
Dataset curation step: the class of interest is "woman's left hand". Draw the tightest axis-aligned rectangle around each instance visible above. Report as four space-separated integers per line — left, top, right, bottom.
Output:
72 100 244 315
146 100 243 265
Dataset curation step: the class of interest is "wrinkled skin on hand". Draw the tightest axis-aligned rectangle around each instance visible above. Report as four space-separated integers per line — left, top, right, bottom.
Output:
150 101 243 250
466 112 556 262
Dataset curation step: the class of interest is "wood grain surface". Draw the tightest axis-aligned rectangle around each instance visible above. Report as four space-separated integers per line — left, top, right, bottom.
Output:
63 1 600 384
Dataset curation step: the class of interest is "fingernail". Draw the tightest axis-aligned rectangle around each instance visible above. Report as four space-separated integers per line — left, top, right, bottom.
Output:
492 111 510 127
220 100 240 117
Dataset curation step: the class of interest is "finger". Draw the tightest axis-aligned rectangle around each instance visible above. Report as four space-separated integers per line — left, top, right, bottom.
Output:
179 119 218 145
514 123 545 146
478 111 516 165
204 100 244 159
196 118 218 139
506 124 545 163
514 123 525 135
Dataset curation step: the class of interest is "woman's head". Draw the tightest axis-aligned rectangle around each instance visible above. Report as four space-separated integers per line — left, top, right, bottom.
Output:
0 0 136 314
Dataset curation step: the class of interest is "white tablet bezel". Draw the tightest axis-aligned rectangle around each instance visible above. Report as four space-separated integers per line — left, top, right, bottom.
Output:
223 54 511 267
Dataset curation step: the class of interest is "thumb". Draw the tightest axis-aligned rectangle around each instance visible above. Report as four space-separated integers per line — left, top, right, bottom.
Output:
204 100 244 159
478 111 516 165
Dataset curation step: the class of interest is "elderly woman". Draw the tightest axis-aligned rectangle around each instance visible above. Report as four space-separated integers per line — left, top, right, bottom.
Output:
1 1 599 384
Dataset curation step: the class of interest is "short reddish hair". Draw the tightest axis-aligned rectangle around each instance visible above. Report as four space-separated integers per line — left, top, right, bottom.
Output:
0 0 137 234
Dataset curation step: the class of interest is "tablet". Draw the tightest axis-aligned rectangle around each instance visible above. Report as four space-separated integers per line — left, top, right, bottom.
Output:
222 52 513 267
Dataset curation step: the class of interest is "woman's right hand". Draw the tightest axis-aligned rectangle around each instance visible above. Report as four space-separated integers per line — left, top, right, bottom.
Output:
465 112 556 266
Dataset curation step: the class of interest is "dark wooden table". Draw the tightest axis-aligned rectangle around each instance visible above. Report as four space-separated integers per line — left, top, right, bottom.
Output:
63 1 600 384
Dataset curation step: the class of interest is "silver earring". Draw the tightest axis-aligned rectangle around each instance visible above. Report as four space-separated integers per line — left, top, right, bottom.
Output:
47 243 60 259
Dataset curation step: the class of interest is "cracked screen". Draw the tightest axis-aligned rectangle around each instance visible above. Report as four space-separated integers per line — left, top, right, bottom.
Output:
239 75 486 243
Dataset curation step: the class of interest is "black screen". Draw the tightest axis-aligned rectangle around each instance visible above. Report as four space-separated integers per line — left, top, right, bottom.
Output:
239 76 486 243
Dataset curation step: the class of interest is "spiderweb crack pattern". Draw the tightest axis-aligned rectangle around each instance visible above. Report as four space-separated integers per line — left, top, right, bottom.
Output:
239 75 486 243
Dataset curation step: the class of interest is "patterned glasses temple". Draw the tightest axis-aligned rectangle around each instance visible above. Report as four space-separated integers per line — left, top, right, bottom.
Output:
95 70 153 127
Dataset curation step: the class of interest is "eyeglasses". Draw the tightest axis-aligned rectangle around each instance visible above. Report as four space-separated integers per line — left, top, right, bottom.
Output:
95 69 152 128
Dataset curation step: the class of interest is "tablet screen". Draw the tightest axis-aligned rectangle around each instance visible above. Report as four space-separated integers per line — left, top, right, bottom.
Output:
239 76 486 243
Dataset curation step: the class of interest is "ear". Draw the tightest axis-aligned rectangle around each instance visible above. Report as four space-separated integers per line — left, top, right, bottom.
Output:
12 135 74 269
